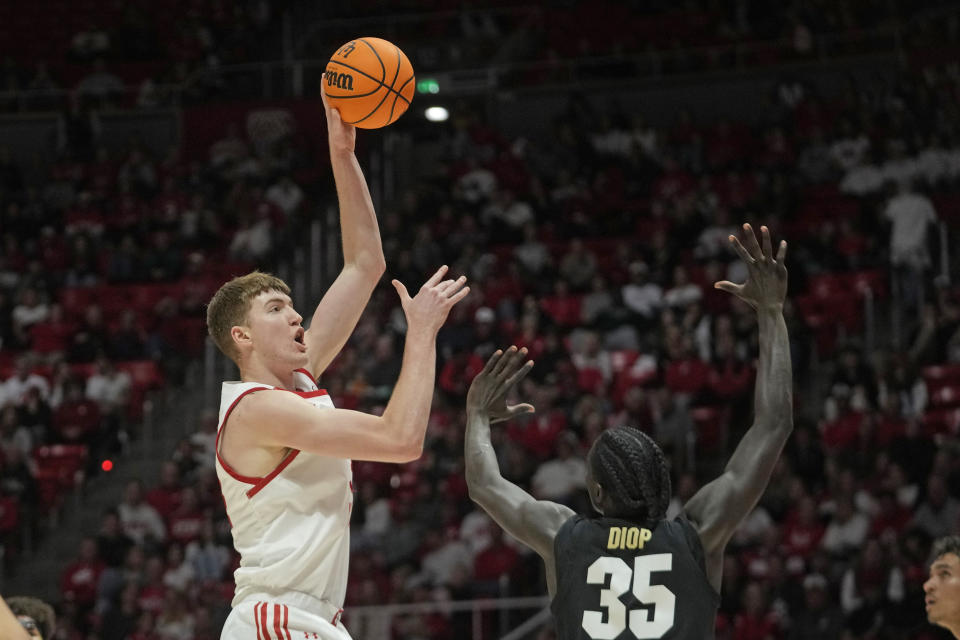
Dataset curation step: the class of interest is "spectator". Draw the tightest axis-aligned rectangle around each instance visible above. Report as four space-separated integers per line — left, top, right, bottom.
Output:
118 479 166 548
820 496 870 558
558 239 597 291
85 357 132 420
76 59 124 107
621 261 662 327
789 573 843 639
184 519 230 583
884 178 939 317
912 474 960 540
530 431 586 503
61 537 105 611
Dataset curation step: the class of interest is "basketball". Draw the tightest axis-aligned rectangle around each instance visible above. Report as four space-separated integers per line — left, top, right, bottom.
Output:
324 37 415 129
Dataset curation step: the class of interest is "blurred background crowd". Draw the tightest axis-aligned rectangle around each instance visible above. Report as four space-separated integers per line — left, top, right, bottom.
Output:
0 1 959 639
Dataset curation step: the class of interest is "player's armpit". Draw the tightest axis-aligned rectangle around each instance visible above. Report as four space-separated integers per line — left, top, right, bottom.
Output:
230 389 420 463
468 477 574 560
683 418 792 556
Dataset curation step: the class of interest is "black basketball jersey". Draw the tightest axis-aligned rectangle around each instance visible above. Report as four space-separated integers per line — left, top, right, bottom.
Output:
550 514 719 640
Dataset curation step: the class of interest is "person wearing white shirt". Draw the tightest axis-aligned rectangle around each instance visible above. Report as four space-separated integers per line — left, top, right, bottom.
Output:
531 432 586 502
820 497 870 556
265 176 305 218
117 480 167 546
84 358 131 416
3 359 50 406
621 261 663 324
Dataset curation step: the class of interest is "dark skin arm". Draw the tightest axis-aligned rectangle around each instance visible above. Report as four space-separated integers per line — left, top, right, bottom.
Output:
683 224 793 593
464 347 575 597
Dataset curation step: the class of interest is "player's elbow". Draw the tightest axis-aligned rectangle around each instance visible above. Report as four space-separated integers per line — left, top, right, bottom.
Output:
353 254 386 280
396 439 424 463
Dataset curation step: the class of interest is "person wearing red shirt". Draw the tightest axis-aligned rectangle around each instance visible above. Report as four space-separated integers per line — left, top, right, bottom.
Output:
60 537 104 611
166 486 204 546
145 461 182 521
732 582 780 640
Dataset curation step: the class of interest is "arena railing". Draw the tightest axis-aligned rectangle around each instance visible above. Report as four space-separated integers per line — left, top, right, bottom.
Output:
343 594 550 640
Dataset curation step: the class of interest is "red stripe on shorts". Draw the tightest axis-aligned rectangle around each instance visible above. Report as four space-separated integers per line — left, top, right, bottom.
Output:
273 604 283 640
283 605 292 640
260 601 272 640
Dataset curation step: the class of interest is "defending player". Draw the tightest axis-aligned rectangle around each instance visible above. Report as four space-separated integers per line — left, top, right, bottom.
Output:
208 93 469 639
465 224 791 639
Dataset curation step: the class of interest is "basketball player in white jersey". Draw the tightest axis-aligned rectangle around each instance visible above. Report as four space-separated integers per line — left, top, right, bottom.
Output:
206 93 470 639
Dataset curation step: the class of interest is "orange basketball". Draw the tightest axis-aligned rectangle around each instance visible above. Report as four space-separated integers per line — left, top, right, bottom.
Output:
324 37 415 129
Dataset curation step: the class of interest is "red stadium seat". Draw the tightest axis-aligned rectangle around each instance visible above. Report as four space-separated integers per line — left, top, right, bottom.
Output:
930 384 960 408
923 407 960 436
923 364 960 385
847 269 888 299
692 405 730 451
116 360 165 391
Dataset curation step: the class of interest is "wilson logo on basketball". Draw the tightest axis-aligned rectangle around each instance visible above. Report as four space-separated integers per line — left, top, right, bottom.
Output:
336 41 356 57
325 71 354 91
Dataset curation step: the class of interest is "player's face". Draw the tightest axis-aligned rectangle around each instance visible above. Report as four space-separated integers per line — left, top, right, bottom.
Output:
924 553 960 629
244 290 307 367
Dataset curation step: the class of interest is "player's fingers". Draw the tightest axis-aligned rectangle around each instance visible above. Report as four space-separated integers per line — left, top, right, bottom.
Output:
742 223 764 261
391 279 410 302
423 265 449 289
506 402 536 417
776 239 788 263
480 350 504 376
503 359 535 389
492 346 519 377
714 281 744 296
446 285 470 305
500 348 529 383
727 235 755 265
437 275 467 295
761 225 774 260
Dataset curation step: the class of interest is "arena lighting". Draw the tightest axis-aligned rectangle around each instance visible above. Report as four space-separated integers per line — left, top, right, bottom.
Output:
424 106 449 122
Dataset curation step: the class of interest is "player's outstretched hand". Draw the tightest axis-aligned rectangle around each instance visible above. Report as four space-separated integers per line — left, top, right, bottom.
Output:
321 88 355 154
392 265 470 333
715 223 788 312
467 346 535 423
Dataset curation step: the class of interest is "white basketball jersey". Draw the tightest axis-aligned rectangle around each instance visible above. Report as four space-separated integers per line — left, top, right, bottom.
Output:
216 368 352 611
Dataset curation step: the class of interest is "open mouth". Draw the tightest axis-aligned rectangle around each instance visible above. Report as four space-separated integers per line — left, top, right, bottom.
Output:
294 328 305 346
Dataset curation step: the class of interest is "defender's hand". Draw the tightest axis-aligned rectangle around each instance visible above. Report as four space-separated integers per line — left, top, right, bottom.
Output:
322 89 356 154
715 223 788 312
392 265 470 333
467 346 535 423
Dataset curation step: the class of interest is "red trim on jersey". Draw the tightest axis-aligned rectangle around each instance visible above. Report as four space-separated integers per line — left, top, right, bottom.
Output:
260 601 271 640
215 386 271 485
254 603 263 640
282 605 291 640
295 367 319 386
217 381 330 499
292 389 328 399
332 608 343 625
273 604 283 640
245 448 300 498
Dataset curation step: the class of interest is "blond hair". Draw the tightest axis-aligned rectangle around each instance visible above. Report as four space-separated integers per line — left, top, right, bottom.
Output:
206 271 291 362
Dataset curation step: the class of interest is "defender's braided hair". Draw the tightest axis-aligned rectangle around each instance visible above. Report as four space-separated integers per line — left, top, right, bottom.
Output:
589 426 671 521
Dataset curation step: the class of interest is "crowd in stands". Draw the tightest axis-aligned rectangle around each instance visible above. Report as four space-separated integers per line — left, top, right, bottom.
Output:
1 0 959 112
0 0 277 111
34 50 960 640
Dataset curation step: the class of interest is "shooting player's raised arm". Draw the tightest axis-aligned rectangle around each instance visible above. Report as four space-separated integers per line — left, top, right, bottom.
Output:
683 224 793 592
303 92 386 378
